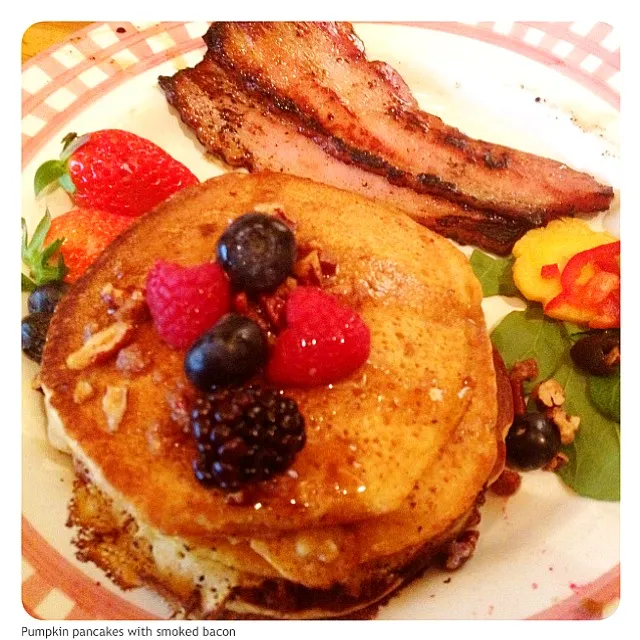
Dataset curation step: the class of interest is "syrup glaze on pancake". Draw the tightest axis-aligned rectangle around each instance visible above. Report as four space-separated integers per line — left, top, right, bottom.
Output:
40 172 496 541
247 349 498 589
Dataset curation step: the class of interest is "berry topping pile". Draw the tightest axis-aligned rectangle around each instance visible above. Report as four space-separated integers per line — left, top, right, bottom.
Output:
216 213 296 294
146 260 231 349
141 210 372 491
191 386 306 491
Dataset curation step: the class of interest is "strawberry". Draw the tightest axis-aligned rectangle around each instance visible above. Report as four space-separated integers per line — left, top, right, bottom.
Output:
267 287 370 387
44 209 135 282
146 260 231 349
34 130 198 217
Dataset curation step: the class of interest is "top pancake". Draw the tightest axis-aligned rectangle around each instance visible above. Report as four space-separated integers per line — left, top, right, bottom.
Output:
41 172 495 539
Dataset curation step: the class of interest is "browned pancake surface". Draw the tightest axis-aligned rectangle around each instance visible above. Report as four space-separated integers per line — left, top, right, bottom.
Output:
41 172 495 541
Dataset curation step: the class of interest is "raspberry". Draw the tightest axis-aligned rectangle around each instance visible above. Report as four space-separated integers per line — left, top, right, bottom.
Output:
266 287 371 387
146 260 231 349
191 386 306 491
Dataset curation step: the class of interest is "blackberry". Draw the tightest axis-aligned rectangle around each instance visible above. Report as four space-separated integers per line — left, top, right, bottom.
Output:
191 386 306 491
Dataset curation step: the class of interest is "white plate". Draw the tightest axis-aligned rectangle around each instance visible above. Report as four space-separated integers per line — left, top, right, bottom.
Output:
21 21 620 621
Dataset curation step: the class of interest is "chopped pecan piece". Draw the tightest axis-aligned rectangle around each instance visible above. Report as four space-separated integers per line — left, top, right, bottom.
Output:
258 278 297 331
83 322 100 342
294 250 323 285
166 387 192 432
490 468 522 496
66 322 133 370
31 373 43 391
100 283 125 308
509 359 539 417
543 451 569 471
533 379 566 408
113 289 149 323
73 380 95 404
116 344 148 374
549 407 580 445
604 345 621 367
318 251 338 277
259 294 287 330
102 385 128 432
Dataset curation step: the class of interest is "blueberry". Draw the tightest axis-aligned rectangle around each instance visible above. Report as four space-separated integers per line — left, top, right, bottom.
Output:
216 213 296 294
506 412 561 471
22 312 53 363
28 281 69 314
184 313 268 390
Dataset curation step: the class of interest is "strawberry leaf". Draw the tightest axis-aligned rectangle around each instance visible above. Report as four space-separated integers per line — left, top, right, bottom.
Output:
21 273 36 292
41 238 64 263
34 159 67 196
21 210 69 288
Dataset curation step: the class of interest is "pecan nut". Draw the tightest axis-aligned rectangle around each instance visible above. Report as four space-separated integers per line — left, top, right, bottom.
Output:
102 385 128 432
73 380 95 404
509 359 539 417
549 407 580 445
66 322 133 370
533 379 566 408
294 250 323 285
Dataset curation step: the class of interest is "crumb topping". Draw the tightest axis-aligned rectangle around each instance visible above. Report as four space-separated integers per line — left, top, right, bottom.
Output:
73 380 95 404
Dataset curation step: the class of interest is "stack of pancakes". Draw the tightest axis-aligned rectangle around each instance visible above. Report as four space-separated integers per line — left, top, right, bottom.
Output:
40 173 511 619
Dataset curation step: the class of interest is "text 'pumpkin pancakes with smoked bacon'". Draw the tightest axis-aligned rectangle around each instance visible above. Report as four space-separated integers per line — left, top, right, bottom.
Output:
40 172 512 619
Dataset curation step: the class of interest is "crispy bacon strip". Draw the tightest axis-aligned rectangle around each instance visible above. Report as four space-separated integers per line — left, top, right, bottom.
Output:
160 59 533 254
204 22 613 222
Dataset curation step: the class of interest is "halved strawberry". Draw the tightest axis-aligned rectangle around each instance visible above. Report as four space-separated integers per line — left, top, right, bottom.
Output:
45 209 135 282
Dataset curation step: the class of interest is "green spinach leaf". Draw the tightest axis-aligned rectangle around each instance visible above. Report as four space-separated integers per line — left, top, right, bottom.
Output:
554 359 620 501
469 251 520 298
588 372 620 422
490 306 569 386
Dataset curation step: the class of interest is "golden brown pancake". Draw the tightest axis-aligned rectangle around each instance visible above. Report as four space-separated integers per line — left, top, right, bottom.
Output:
40 172 502 618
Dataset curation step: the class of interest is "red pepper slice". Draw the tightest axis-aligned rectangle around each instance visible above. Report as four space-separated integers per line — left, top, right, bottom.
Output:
544 240 620 329
560 241 620 292
541 263 561 279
